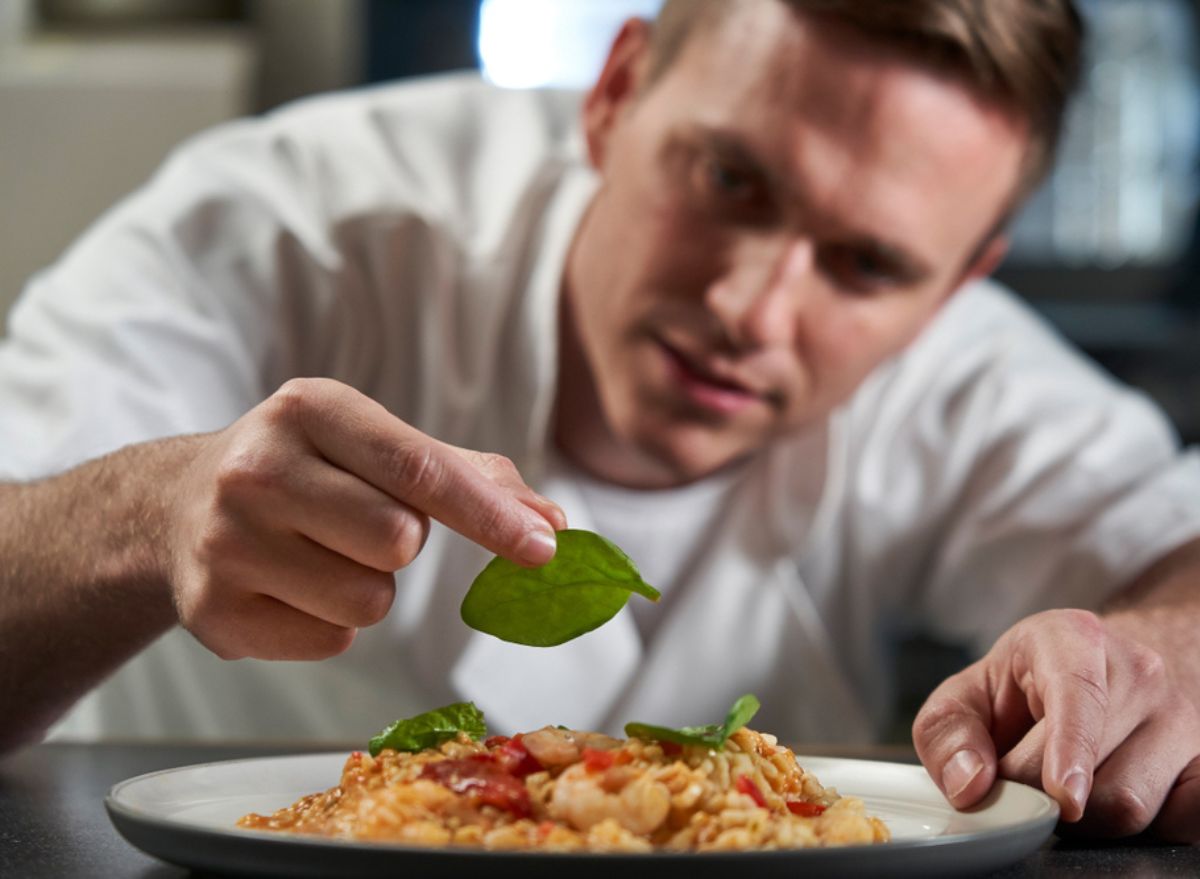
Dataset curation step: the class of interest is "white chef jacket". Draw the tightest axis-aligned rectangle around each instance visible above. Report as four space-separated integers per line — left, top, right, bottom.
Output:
3 74 1200 745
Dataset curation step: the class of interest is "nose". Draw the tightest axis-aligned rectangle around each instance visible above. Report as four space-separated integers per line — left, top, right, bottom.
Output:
703 236 812 351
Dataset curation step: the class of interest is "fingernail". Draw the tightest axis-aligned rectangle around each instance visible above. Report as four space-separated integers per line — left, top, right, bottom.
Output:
1063 770 1090 818
942 749 983 801
516 528 557 566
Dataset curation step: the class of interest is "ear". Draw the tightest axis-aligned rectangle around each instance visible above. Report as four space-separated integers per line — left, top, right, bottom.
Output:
953 233 1010 294
582 18 654 171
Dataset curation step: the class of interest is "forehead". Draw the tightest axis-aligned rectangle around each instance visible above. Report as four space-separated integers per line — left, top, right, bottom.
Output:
640 2 1028 268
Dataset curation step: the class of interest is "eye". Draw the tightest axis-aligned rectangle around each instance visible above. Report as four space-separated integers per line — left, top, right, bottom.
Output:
706 156 756 198
688 151 771 222
819 244 903 293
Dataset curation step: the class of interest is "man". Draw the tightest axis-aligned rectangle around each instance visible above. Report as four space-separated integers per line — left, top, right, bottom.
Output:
1 0 1198 841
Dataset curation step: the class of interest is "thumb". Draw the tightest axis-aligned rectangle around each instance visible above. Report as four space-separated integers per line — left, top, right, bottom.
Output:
912 663 999 809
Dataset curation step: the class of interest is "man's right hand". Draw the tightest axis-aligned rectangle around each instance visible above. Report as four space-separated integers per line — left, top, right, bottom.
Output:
166 378 565 661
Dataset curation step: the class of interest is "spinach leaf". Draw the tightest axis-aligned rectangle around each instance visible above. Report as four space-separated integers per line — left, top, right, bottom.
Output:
368 701 488 757
460 529 660 647
722 692 761 737
624 693 761 750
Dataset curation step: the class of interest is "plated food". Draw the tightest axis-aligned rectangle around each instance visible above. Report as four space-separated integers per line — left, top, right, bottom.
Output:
238 698 889 852
240 547 889 853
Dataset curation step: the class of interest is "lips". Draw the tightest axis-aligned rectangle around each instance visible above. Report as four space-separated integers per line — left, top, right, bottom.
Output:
659 338 759 392
656 337 768 416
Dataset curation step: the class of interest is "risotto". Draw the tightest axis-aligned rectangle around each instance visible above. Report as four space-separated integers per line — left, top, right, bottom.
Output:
238 724 889 852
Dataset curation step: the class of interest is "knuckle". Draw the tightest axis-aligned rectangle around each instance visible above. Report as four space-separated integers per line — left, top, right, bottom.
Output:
1129 643 1167 687
213 441 285 499
1043 608 1105 645
910 703 944 743
1064 667 1110 715
1091 785 1154 837
383 511 430 570
367 576 398 624
1071 608 1106 638
483 452 518 477
347 573 397 627
271 377 319 416
311 625 357 659
384 441 443 495
265 377 339 430
911 691 967 744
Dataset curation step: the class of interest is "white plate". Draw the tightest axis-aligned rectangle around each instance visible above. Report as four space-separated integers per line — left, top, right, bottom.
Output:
106 752 1058 878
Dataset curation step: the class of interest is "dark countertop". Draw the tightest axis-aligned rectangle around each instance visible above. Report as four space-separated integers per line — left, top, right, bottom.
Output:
2 741 1197 878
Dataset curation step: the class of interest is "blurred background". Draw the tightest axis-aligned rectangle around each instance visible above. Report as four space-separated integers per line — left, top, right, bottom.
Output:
1 0 1198 741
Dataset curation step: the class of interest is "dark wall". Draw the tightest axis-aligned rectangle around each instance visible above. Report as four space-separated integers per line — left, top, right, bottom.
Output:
365 0 482 82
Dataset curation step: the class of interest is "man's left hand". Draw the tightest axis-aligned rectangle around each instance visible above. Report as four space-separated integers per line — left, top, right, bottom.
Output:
912 608 1200 841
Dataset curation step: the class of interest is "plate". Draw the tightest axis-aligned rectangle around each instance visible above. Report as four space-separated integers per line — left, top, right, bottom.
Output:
106 752 1058 878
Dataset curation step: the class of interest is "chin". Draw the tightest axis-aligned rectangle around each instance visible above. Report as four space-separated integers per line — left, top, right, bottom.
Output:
631 424 754 486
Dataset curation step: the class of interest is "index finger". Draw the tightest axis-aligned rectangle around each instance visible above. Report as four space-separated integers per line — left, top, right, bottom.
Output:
291 382 558 566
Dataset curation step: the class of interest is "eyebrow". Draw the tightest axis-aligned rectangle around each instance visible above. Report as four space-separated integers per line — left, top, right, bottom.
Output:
687 125 937 284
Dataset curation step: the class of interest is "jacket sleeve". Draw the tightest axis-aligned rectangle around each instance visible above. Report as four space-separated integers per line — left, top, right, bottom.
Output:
0 115 319 478
837 282 1200 655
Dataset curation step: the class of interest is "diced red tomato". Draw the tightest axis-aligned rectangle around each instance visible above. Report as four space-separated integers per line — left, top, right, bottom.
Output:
492 733 544 778
472 782 531 817
581 746 616 773
736 775 768 808
661 742 683 757
786 800 827 817
420 759 532 818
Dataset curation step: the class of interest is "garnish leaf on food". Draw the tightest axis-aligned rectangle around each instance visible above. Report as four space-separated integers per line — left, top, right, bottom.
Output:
460 529 660 647
624 693 761 750
368 701 488 757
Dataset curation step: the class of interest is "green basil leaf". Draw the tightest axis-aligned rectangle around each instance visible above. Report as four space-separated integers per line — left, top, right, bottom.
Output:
460 529 660 647
624 693 761 750
721 693 761 740
368 701 487 757
622 721 726 748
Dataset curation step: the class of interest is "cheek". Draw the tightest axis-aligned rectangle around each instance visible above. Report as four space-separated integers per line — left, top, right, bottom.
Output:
639 214 733 300
802 300 937 393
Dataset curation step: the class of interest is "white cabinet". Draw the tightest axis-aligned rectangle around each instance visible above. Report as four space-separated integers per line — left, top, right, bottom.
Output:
0 29 255 323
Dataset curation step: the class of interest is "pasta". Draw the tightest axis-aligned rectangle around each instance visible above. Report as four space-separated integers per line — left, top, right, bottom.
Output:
238 725 889 852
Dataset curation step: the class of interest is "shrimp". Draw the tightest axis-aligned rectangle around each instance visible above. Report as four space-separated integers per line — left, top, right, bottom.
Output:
548 763 671 836
521 726 622 769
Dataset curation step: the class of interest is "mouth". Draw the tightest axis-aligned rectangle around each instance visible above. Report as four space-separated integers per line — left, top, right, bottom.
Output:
655 337 768 417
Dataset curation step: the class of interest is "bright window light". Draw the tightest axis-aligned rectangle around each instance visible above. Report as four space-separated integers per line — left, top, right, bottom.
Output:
478 0 663 89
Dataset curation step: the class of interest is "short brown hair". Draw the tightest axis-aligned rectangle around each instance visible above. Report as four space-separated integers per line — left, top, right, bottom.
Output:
647 0 1084 199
